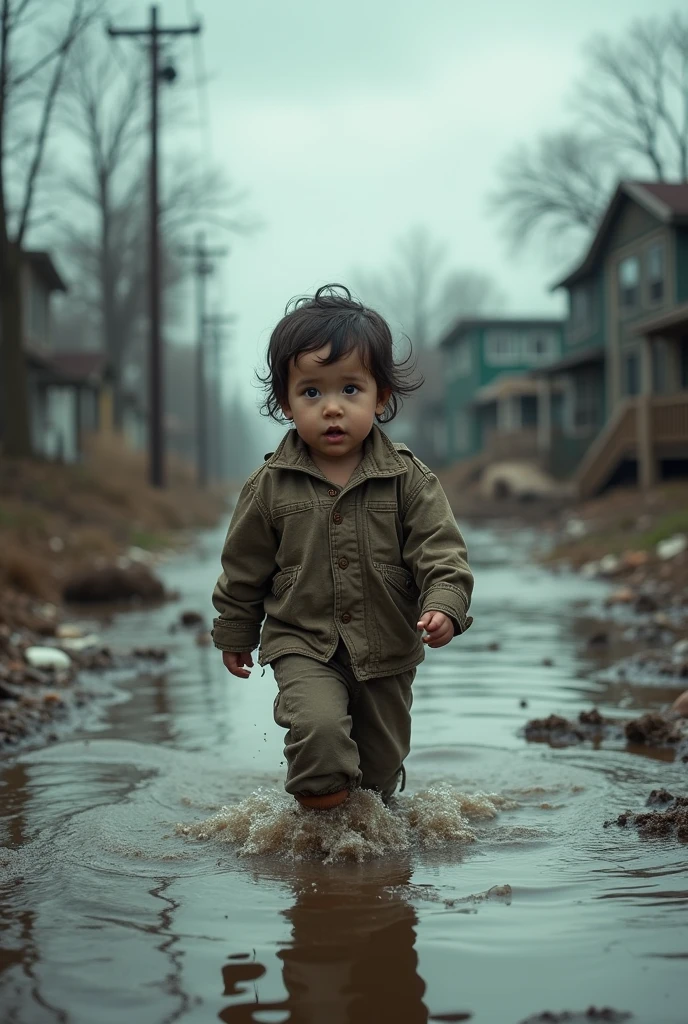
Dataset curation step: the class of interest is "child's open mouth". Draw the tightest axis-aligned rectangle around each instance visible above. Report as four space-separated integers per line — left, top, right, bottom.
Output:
324 427 345 443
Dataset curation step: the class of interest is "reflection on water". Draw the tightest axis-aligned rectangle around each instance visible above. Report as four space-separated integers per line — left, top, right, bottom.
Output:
0 525 687 1024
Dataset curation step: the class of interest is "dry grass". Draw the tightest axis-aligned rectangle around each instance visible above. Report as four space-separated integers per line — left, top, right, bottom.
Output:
0 433 228 599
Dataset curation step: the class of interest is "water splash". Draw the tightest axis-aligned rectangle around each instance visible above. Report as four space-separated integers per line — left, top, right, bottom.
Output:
176 785 514 864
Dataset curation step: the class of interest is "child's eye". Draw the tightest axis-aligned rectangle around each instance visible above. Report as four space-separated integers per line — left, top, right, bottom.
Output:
342 384 359 395
304 387 320 398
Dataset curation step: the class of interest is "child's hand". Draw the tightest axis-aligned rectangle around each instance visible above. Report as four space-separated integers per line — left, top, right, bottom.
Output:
222 651 254 678
417 611 454 648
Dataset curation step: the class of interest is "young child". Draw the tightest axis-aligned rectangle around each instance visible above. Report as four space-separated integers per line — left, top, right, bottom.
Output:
212 285 473 811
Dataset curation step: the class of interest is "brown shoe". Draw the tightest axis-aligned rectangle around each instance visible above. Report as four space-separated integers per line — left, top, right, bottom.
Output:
295 788 350 811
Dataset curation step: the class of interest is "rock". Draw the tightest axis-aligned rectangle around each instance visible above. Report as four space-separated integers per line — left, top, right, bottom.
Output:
487 641 500 651
55 623 86 639
588 632 608 647
48 536 65 553
605 794 688 842
634 593 658 614
605 588 635 607
672 690 688 717
542 657 554 667
657 534 687 560
564 518 587 539
180 610 204 627
24 647 72 671
673 638 688 658
580 561 600 579
622 549 649 569
59 635 102 652
599 554 621 577
63 563 165 603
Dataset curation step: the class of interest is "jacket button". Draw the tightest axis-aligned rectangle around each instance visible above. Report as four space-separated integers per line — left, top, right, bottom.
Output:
338 557 349 569
341 612 351 624
333 512 342 524
328 488 338 497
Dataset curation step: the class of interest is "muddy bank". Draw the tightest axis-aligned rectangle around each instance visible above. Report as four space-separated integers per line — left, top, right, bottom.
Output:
0 436 227 750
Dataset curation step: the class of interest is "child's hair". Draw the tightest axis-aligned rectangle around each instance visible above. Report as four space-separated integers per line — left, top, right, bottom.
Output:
259 284 422 423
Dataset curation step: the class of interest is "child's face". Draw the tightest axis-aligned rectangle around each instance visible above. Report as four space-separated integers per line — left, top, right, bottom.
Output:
282 346 389 460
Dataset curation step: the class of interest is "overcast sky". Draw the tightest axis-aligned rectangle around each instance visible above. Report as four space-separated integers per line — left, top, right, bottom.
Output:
149 0 679 444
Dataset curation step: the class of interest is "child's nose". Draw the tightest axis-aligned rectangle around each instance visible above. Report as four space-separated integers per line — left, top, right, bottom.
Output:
323 396 343 415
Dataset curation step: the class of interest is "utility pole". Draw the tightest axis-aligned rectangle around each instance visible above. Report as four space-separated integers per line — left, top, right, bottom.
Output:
180 235 227 487
204 314 234 482
108 6 200 489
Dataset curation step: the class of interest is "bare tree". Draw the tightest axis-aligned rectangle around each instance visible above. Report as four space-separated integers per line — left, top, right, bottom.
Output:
0 0 101 457
53 35 255 429
357 225 507 348
490 11 688 251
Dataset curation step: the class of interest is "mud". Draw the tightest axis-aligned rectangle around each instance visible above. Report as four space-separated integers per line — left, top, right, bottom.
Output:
518 1010 632 1023
524 707 688 758
524 709 623 746
605 791 688 842
62 561 167 603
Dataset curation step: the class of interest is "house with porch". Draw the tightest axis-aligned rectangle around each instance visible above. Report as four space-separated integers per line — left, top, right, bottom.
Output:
440 317 564 466
0 250 111 461
538 181 688 496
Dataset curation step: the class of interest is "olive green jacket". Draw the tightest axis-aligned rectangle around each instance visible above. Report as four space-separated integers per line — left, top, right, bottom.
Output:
212 426 473 681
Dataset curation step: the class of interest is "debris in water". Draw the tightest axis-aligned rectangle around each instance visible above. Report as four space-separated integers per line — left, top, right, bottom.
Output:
524 707 688 757
176 786 513 863
604 792 688 842
518 1009 632 1023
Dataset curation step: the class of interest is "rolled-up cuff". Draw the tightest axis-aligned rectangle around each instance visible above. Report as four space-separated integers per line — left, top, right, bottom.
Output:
211 618 261 652
421 586 473 636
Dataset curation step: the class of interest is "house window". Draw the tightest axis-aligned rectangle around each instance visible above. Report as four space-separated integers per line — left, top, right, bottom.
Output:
618 256 640 310
485 330 521 366
623 351 640 396
646 243 664 303
525 332 557 363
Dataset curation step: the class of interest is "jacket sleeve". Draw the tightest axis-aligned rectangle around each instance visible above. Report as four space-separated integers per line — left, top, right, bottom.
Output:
211 477 278 652
401 465 474 635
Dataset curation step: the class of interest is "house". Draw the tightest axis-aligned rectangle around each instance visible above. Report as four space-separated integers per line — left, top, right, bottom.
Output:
539 181 688 496
439 317 564 466
385 348 447 468
0 251 111 461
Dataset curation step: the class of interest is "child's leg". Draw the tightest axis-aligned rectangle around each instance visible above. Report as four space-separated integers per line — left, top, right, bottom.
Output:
272 653 363 800
350 669 414 802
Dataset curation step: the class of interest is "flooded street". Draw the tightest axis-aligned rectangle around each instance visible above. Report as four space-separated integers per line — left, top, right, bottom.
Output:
1 524 686 1024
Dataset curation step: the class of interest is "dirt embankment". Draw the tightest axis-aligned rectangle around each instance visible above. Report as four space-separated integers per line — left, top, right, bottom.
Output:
0 434 229 746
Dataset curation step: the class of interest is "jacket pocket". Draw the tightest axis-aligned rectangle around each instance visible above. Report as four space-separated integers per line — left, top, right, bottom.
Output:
373 562 419 600
271 565 301 599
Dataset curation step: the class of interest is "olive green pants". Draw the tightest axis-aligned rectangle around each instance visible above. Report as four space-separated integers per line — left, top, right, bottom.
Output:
272 643 414 801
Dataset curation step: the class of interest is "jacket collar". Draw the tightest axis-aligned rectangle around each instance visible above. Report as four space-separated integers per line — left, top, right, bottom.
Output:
266 425 409 482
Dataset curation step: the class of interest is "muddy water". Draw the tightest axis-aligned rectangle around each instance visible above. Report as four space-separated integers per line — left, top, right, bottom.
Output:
1 526 687 1024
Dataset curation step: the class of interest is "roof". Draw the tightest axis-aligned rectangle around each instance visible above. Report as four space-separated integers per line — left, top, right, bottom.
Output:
470 373 562 405
529 344 606 376
23 251 68 292
552 181 688 291
439 316 564 349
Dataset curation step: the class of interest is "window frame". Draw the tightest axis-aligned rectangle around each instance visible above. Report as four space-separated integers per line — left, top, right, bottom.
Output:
618 255 640 312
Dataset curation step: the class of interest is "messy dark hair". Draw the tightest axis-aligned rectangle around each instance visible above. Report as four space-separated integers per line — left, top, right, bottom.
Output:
258 283 422 423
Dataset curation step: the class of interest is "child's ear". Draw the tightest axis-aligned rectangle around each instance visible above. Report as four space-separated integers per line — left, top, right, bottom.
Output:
281 403 293 421
375 388 391 416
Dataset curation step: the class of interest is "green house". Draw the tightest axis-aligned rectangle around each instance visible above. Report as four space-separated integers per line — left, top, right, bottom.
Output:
440 317 564 465
540 181 688 495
